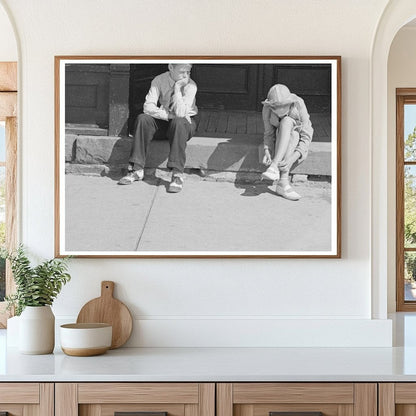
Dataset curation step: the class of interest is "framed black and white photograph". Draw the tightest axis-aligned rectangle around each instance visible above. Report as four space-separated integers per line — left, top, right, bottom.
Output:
55 56 341 258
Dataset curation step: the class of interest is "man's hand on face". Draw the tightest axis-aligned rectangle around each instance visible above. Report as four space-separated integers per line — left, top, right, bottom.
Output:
175 77 189 89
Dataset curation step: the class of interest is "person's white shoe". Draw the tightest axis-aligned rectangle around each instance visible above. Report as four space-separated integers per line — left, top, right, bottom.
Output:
118 169 144 185
168 174 184 193
261 165 280 181
275 183 301 201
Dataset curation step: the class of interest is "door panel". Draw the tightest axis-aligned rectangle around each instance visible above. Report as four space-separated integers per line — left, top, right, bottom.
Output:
192 64 259 111
262 64 332 113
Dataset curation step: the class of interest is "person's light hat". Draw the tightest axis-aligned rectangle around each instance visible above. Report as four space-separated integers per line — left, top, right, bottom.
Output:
262 84 297 107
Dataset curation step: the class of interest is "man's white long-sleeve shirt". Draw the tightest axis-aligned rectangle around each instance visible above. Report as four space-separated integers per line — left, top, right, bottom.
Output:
143 71 198 121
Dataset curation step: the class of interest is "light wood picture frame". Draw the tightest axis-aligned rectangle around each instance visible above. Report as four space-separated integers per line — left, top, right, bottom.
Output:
55 56 341 258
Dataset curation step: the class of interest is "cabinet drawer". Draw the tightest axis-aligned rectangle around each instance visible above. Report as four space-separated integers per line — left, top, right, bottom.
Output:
0 383 53 416
217 383 376 416
78 383 200 404
56 383 215 416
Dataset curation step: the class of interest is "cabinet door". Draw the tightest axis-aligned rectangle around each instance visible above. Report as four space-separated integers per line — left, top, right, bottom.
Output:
55 383 215 416
217 383 377 416
0 383 53 415
379 383 416 416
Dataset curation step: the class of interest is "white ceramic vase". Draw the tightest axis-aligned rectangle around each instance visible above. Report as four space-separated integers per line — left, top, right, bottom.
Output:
19 305 55 354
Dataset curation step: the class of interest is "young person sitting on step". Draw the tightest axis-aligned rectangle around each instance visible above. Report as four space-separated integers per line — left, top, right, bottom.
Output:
261 84 314 201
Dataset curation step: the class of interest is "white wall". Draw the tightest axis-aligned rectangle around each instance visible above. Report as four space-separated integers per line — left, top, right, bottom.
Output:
0 3 16 61
387 26 416 312
0 0 394 347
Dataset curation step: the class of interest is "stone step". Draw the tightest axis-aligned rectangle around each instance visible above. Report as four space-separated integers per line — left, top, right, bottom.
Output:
66 134 332 177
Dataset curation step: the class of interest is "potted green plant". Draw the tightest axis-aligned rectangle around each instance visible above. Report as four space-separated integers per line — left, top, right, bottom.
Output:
4 245 71 354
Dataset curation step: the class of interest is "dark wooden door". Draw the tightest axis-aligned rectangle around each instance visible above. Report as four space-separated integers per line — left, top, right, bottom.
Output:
191 64 260 110
262 64 332 113
127 63 332 134
128 63 331 113
65 63 332 136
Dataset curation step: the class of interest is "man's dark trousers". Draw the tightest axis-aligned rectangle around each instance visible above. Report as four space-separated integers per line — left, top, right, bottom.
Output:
129 113 196 173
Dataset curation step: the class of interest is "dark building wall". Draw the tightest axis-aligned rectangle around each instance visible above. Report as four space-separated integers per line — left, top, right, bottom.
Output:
65 64 110 128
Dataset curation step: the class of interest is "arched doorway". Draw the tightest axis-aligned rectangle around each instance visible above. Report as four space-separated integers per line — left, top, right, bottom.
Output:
388 18 416 312
371 0 416 319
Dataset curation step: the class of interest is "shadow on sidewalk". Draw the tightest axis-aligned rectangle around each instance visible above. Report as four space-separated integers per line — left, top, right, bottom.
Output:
205 135 271 197
105 135 171 183
103 132 275 197
235 182 276 197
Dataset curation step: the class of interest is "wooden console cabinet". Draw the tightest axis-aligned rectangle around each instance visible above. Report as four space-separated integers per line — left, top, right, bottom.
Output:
5 381 416 416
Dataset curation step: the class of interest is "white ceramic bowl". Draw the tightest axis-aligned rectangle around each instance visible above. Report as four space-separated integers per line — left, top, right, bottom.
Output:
60 323 112 356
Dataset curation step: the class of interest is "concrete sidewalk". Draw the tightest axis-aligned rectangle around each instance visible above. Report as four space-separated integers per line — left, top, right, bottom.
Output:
64 171 333 253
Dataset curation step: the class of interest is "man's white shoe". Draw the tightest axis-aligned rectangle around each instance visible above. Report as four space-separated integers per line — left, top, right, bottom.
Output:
118 169 144 185
168 175 184 193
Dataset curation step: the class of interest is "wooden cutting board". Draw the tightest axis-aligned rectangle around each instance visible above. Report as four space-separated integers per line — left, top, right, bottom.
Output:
76 281 133 349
